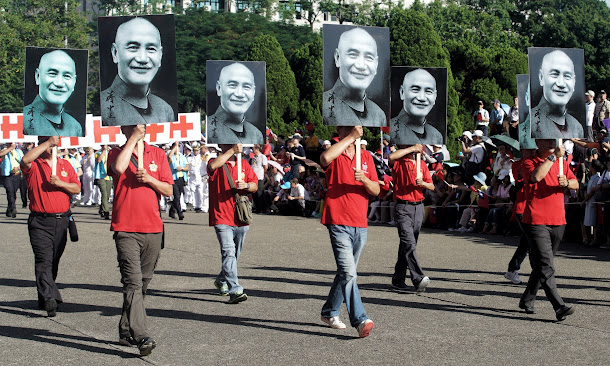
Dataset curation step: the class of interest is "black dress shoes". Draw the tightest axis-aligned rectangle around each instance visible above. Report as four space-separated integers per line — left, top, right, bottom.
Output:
45 298 57 317
556 305 575 321
519 302 536 314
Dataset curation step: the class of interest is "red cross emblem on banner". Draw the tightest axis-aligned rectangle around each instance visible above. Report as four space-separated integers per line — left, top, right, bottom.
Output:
1 115 25 139
146 123 165 143
58 137 80 148
170 115 193 139
93 118 121 143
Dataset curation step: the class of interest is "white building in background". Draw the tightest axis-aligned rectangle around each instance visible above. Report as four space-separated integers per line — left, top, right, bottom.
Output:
90 0 433 29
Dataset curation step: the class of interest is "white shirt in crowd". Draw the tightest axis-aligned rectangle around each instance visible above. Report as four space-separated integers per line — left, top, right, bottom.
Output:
473 108 490 126
586 101 595 127
290 183 308 207
493 153 512 176
251 152 268 181
469 143 485 163
187 154 205 182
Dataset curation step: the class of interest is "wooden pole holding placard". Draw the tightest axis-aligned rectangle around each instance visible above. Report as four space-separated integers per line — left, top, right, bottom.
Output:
355 138 361 171
237 153 242 181
416 153 422 179
51 147 57 176
137 140 144 169
558 138 563 176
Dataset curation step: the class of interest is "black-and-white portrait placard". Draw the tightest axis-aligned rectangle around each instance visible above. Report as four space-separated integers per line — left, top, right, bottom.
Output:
322 24 390 127
23 47 88 137
517 74 537 149
390 66 447 146
98 14 178 126
206 60 266 145
528 47 585 139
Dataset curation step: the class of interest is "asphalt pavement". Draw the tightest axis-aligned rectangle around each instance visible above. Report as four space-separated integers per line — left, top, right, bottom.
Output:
1 195 609 365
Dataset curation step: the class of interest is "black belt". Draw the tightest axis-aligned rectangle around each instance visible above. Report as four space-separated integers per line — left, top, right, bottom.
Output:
396 199 424 205
30 211 70 219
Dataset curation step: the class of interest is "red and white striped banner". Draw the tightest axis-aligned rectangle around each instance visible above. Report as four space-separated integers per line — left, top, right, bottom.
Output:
1 113 201 147
0 114 38 143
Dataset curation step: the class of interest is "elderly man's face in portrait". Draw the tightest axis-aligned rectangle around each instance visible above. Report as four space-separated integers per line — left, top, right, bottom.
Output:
35 51 76 107
334 28 378 92
217 63 256 117
539 50 575 107
112 18 163 87
400 69 437 119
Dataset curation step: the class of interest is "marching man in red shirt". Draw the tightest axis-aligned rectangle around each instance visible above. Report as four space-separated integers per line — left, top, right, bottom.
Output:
319 126 380 338
21 136 81 317
389 144 435 292
519 139 578 321
207 144 258 304
108 125 174 355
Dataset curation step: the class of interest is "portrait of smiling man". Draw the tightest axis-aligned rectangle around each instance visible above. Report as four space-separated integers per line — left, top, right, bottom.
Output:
99 15 178 126
206 61 266 145
23 48 88 137
529 48 585 139
323 25 390 127
390 67 447 146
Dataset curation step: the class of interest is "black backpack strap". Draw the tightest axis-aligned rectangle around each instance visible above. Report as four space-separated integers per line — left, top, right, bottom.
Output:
129 155 138 169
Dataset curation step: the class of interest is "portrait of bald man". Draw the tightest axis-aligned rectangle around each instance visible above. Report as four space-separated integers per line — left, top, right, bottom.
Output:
23 47 88 137
390 67 447 146
206 61 266 145
98 15 178 126
528 48 585 139
322 24 390 127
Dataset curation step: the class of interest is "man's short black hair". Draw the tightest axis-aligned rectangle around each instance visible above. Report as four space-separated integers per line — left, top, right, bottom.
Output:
591 159 604 172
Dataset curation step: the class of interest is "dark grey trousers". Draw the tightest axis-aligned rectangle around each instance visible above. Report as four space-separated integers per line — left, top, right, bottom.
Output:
28 214 69 307
115 231 162 341
520 224 565 310
507 214 529 272
393 202 425 285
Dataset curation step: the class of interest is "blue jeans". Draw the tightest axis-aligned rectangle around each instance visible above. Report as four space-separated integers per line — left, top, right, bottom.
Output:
321 225 369 328
214 224 249 294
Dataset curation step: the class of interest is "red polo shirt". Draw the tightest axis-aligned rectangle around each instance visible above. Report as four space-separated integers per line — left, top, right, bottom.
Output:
522 153 576 226
392 157 432 202
24 158 80 214
107 143 174 233
321 150 378 228
511 159 527 215
208 158 258 227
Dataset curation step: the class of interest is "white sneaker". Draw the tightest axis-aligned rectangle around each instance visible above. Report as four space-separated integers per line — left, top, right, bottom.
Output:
458 226 468 233
504 270 521 284
357 319 374 338
417 276 430 292
321 316 346 329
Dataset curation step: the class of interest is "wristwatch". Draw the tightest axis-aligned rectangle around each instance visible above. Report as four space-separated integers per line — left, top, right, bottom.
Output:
547 155 556 162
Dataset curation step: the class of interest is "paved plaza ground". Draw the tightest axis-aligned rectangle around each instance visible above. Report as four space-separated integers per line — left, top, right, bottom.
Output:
1 194 609 365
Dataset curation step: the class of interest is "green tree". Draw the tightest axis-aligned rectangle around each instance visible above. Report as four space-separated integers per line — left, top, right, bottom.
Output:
0 0 89 113
174 9 315 114
290 35 334 140
424 0 528 151
247 33 300 137
511 0 610 91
